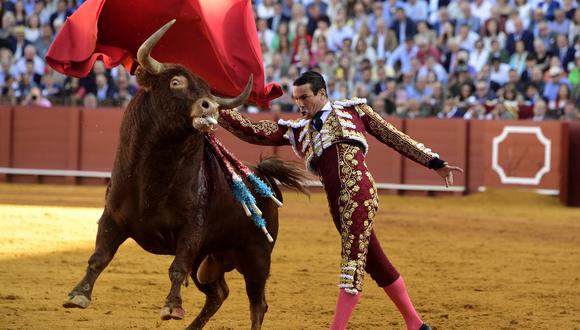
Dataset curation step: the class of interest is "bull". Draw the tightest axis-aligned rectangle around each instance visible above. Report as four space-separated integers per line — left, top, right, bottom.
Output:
62 20 306 330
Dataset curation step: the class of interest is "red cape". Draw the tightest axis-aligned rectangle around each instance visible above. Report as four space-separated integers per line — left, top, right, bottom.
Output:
46 0 282 107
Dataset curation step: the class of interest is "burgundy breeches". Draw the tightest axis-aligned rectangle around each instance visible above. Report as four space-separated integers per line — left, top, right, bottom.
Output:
316 142 400 293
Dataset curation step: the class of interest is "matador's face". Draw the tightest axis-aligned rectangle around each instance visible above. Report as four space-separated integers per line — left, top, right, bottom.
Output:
292 83 327 119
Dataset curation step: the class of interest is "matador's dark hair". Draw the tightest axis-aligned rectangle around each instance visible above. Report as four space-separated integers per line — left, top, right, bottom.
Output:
293 71 327 95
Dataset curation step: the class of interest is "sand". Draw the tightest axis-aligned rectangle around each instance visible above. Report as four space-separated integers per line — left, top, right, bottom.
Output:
0 183 579 329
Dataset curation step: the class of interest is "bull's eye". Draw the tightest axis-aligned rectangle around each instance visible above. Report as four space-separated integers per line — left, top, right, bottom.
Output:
170 78 182 89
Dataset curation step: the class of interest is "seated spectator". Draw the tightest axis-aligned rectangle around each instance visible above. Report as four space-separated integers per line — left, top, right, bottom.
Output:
537 0 561 21
489 56 511 90
506 17 534 54
473 80 498 106
482 19 507 51
82 93 98 109
531 99 548 121
455 0 481 34
562 103 580 120
405 74 432 103
509 40 529 75
543 66 571 101
95 73 116 106
515 0 534 29
549 9 572 35
547 84 572 118
520 54 538 82
469 39 490 73
415 35 441 64
487 39 511 64
21 86 51 107
387 38 418 74
415 20 436 46
487 103 517 120
353 38 376 65
551 34 576 71
404 0 429 23
569 8 580 42
471 0 494 23
327 11 354 52
34 24 53 59
448 82 476 117
418 55 448 84
500 84 523 118
24 14 41 43
457 23 479 52
13 44 44 77
371 19 398 60
391 7 416 43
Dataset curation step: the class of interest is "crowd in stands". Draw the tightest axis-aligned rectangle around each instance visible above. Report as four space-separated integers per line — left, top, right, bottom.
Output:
0 0 579 121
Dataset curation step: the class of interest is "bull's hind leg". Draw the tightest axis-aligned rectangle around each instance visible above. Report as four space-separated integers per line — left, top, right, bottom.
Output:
239 249 271 330
186 272 229 330
63 212 127 309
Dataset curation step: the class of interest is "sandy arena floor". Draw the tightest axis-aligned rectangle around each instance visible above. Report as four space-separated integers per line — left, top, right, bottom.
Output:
0 183 579 330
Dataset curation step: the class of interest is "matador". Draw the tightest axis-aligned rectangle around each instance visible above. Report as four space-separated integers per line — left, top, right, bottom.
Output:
218 71 463 330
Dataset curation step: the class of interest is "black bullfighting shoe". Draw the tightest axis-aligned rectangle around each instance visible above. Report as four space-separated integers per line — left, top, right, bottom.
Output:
419 323 433 330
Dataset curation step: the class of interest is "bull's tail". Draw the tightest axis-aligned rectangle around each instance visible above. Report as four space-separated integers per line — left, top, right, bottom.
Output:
252 156 309 202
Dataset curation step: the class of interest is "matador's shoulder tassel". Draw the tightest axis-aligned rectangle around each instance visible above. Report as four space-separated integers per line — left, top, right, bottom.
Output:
205 134 282 243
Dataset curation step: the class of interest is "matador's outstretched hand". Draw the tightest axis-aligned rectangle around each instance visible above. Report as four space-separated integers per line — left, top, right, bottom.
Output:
436 163 464 188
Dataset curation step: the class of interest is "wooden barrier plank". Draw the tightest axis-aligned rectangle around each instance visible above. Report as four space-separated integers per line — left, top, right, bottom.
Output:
0 106 13 182
79 108 124 172
11 107 81 183
467 120 486 194
365 116 404 186
403 119 467 187
483 120 563 191
561 122 580 206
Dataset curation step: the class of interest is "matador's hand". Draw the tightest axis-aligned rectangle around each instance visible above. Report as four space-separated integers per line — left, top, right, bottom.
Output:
436 163 464 187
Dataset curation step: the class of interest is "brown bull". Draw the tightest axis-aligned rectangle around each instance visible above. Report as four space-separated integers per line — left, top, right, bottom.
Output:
62 20 306 330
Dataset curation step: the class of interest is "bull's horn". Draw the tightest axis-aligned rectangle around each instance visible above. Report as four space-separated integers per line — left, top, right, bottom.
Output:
136 19 176 75
213 75 253 109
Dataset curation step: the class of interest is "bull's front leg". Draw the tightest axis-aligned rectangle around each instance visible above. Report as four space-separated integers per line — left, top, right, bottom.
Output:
160 228 201 321
63 212 127 309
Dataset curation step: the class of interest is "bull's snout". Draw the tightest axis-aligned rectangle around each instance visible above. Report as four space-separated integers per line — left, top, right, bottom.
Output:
191 97 219 132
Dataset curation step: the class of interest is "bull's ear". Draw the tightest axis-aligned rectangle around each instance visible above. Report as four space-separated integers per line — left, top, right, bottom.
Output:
135 67 154 91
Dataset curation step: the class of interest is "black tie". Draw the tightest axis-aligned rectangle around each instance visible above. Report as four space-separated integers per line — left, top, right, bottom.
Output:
311 111 324 131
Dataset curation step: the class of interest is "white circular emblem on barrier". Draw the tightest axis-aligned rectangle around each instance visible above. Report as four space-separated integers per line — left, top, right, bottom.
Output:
491 126 551 185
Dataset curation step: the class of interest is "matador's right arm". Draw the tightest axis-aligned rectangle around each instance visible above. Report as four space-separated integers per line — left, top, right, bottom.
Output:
218 109 291 146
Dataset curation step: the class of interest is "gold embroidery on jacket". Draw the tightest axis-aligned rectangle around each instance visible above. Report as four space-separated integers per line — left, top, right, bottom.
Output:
357 104 435 166
218 109 283 146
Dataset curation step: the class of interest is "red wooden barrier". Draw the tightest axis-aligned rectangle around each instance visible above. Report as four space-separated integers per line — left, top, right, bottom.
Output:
0 106 578 206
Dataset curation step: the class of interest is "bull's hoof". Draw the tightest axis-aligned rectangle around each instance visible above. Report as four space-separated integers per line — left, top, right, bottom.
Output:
159 305 185 320
62 295 91 309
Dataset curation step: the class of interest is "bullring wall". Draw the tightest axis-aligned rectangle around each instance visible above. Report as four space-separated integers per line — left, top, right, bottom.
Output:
0 106 578 206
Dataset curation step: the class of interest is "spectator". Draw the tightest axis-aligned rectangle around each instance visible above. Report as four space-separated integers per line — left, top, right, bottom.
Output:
21 86 51 107
327 11 354 52
469 39 490 72
12 25 29 60
457 23 479 52
516 0 534 29
488 38 511 64
432 7 455 37
532 99 548 121
13 0 27 26
24 14 41 42
418 55 448 84
391 7 416 43
14 44 44 77
473 80 498 106
257 0 276 21
570 9 580 43
489 55 511 89
549 9 572 35
82 93 98 109
543 66 571 101
562 103 580 120
547 84 572 118
404 0 429 23
415 35 441 65
482 19 507 50
49 0 72 31
371 19 398 60
455 0 481 34
537 0 561 21
471 0 494 23
269 1 290 33
387 38 418 74
552 34 576 71
506 17 534 54
509 40 529 75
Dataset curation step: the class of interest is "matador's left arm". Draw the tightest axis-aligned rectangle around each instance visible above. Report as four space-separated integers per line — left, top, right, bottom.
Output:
357 104 446 170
